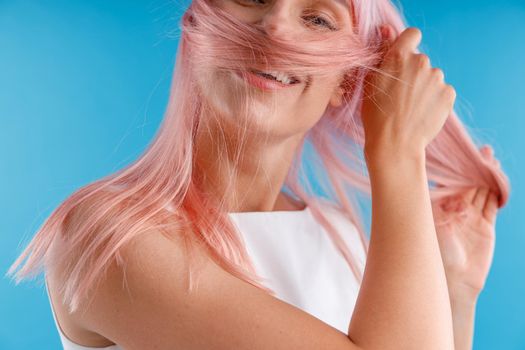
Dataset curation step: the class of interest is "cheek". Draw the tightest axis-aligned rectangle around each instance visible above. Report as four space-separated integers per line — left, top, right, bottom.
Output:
195 65 339 136
291 80 340 125
301 80 339 109
194 67 241 120
194 67 274 127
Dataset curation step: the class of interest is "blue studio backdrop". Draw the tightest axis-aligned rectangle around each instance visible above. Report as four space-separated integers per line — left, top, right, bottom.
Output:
1 0 524 349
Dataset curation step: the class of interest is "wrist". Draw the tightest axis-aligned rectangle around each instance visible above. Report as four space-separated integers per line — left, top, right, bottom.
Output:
364 140 426 167
451 293 478 309
450 295 477 327
447 279 482 304
365 144 427 178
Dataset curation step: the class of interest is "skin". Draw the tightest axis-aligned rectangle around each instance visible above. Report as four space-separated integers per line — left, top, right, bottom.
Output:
46 1 499 349
432 153 500 350
364 25 500 349
367 26 500 349
193 0 350 212
349 24 457 349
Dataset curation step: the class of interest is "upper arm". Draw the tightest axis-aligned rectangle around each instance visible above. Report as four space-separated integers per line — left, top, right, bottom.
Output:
71 228 363 350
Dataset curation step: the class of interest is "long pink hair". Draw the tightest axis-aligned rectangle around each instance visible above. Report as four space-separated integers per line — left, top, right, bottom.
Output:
6 0 510 314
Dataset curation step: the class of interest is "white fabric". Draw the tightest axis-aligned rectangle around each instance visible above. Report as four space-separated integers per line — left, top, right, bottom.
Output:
45 201 366 349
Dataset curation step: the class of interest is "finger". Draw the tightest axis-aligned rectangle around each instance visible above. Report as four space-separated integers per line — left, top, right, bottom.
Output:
379 24 396 54
372 24 396 72
389 27 422 55
481 145 494 159
483 191 499 223
463 187 477 204
480 145 501 168
472 187 490 211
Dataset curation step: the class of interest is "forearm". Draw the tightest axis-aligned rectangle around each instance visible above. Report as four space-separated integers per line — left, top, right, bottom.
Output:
348 151 454 349
448 282 479 350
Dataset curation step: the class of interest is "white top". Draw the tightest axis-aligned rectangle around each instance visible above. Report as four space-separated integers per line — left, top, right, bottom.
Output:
45 201 366 349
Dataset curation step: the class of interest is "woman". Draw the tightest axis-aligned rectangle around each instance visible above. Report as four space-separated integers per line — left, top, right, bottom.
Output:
7 0 509 349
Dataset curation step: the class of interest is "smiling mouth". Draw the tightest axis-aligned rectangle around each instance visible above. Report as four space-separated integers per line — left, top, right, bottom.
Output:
247 69 302 85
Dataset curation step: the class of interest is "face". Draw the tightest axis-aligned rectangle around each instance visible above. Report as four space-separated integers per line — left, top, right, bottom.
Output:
196 0 355 138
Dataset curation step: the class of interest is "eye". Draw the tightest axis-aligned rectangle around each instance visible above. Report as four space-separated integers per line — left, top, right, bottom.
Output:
233 0 339 31
235 0 266 5
303 14 337 30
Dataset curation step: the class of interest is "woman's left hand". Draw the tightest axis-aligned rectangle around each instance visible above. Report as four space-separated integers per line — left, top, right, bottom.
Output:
433 186 499 301
432 147 501 302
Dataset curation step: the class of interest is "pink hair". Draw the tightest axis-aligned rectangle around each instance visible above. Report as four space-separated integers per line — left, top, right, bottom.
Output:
6 0 510 314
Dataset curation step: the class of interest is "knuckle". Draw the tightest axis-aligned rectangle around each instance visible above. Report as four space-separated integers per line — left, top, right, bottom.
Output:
408 27 422 39
443 84 456 101
390 49 405 63
431 67 444 81
415 53 430 68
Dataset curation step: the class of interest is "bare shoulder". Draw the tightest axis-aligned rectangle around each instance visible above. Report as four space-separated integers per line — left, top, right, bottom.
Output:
46 189 125 347
63 213 361 349
46 273 117 347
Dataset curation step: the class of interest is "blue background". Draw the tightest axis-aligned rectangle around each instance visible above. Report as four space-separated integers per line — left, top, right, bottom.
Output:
1 0 524 348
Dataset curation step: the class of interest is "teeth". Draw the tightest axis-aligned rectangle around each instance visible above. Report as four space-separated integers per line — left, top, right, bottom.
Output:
257 70 297 84
273 71 291 84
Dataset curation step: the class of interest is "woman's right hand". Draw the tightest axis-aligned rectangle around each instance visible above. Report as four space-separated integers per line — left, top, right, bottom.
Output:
361 26 456 166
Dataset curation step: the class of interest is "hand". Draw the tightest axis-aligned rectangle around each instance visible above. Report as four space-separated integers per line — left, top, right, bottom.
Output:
432 147 500 301
361 25 456 165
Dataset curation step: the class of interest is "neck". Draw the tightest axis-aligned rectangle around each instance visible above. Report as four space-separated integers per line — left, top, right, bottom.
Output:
192 113 306 213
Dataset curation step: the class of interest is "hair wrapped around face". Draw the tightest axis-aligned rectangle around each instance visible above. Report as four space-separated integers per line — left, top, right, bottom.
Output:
6 0 510 314
183 0 378 79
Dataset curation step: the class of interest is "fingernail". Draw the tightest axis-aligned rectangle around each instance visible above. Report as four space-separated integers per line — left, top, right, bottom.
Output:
483 145 494 156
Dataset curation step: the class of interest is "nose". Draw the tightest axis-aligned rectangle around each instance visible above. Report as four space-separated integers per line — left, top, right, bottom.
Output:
258 3 295 40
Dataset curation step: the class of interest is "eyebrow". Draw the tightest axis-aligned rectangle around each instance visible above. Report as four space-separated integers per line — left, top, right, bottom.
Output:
327 0 353 16
328 0 355 29
309 0 348 9
332 0 348 7
310 0 354 23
